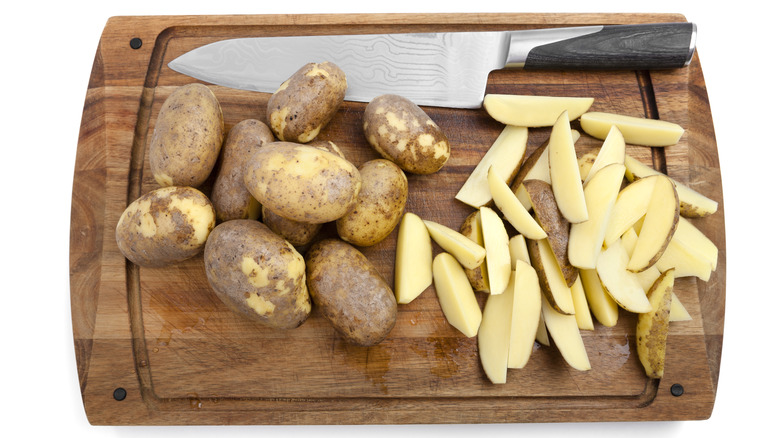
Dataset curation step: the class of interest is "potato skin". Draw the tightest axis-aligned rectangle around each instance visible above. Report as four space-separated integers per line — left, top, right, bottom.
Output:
363 94 450 174
261 205 322 247
149 83 224 188
267 62 347 143
203 220 311 329
116 186 216 268
336 159 408 247
306 239 397 346
211 119 274 222
459 211 490 293
244 142 362 224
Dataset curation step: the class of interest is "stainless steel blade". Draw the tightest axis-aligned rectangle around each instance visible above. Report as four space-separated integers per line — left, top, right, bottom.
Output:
167 32 511 109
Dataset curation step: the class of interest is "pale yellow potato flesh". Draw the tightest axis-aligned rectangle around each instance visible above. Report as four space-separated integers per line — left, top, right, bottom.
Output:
536 314 550 346
624 155 718 218
578 151 598 182
460 211 490 293
483 94 594 127
636 268 674 378
532 238 575 315
627 175 679 273
513 129 579 210
478 271 515 384
570 275 594 330
487 166 547 240
672 217 719 270
456 125 528 208
432 252 483 337
394 213 433 304
579 268 618 327
508 234 530 265
655 237 713 281
568 163 626 269
480 207 512 295
580 111 684 147
603 175 659 246
596 240 652 313
670 293 692 322
542 295 591 371
424 220 487 270
508 260 542 369
549 111 588 223
583 125 626 183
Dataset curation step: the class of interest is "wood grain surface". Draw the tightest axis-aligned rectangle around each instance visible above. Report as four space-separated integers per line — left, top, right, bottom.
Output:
69 12 725 425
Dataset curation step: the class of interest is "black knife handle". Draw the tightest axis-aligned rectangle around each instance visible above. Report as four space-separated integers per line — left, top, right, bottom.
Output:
516 23 696 70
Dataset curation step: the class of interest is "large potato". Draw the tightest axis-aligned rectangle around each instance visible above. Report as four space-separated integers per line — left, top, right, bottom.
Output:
261 205 322 247
306 239 397 346
149 83 224 188
336 159 408 247
267 62 347 143
211 119 274 222
363 94 450 174
115 186 216 267
244 142 361 224
203 220 311 329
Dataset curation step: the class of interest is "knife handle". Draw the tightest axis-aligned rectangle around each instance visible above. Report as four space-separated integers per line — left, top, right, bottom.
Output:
508 23 696 70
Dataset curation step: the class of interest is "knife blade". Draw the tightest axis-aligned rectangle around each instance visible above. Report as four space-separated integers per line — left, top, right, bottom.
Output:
167 22 696 109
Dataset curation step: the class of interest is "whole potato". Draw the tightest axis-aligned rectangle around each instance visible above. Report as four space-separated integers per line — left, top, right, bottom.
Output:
267 62 347 143
149 83 224 188
203 220 311 329
244 142 361 224
306 239 397 346
116 186 216 267
261 205 322 247
363 94 450 174
211 119 274 222
336 159 408 246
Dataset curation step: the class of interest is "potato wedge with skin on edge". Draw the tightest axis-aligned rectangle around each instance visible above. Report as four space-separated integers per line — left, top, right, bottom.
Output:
432 252 483 338
423 219 486 271
580 111 684 147
527 238 575 315
603 175 660 247
460 211 490 293
487 166 547 240
478 271 516 384
394 212 433 304
480 207 512 295
549 110 588 224
508 260 542 369
542 294 591 371
637 268 675 378
627 175 680 273
511 130 580 211
595 240 652 314
483 94 594 127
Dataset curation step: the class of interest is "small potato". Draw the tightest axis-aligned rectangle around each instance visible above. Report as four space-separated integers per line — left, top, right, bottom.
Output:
203 220 311 329
261 205 322 247
336 159 408 246
244 142 361 224
306 239 397 346
363 94 450 174
116 186 216 267
267 62 347 143
211 119 274 222
149 83 224 188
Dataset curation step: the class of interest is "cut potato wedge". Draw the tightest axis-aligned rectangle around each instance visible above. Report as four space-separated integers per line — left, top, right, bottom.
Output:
542 295 591 371
488 166 547 240
583 125 626 183
424 220 486 270
480 207 512 295
432 252 483 337
395 212 433 304
603 175 659 246
508 234 530 266
624 155 718 218
568 163 626 269
478 271 515 384
483 94 594 127
456 125 528 208
508 261 542 368
656 237 713 281
536 313 550 346
512 130 580 210
578 151 598 182
549 110 588 223
459 211 490 293
636 268 674 378
528 238 575 315
580 111 684 147
579 268 618 327
670 293 692 322
596 240 652 313
627 175 679 273
570 275 594 330
671 217 718 270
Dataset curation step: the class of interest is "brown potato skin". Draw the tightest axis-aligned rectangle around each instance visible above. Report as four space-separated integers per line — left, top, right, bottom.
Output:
306 239 397 346
211 119 274 222
149 83 224 188
267 62 347 143
459 211 490 292
336 159 408 247
115 186 216 268
363 94 450 174
203 220 311 329
261 205 322 247
244 142 362 224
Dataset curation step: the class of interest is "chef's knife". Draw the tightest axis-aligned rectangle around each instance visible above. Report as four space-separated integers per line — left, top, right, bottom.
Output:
168 22 696 109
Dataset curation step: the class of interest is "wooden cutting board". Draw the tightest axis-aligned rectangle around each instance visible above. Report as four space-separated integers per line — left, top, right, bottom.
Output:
70 13 725 425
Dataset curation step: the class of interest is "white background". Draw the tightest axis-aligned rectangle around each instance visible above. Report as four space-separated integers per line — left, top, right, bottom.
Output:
3 0 775 436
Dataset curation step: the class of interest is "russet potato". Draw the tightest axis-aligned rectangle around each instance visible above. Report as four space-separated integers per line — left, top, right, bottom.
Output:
636 268 675 378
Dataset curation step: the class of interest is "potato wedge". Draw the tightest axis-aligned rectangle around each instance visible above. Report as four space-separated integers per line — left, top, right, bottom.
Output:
508 234 530 265
549 110 588 223
528 238 575 315
424 219 486 270
580 111 684 147
603 175 659 246
480 207 512 295
478 271 515 384
432 252 483 337
570 275 593 330
456 125 528 208
511 130 580 210
542 295 591 371
394 213 433 304
508 260 542 369
582 125 626 183
483 94 594 127
596 240 652 313
637 268 674 378
460 211 490 293
627 175 679 273
579 268 618 327
487 166 547 240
